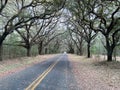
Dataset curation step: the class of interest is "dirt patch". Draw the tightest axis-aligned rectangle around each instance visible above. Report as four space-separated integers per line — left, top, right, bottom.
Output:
0 54 57 77
68 54 120 90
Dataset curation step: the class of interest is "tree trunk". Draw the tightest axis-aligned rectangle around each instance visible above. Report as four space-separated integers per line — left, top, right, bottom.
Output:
0 44 3 61
105 36 114 62
113 48 117 61
38 47 42 55
38 41 43 55
45 48 48 54
0 32 9 61
26 45 31 57
79 45 83 56
107 52 112 62
69 47 74 54
87 43 91 58
105 35 115 62
106 46 113 62
78 48 83 56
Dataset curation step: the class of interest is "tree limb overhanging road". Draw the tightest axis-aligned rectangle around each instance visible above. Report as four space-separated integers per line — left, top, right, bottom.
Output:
0 54 78 90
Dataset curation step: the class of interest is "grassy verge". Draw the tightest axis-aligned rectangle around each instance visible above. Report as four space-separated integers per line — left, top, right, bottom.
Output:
68 54 120 90
0 54 57 77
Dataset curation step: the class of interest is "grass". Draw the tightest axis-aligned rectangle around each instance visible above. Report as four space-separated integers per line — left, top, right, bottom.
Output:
68 54 120 90
0 54 57 77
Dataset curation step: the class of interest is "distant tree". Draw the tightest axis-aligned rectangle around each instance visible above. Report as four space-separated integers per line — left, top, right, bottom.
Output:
0 0 66 60
65 0 97 58
16 17 55 56
35 17 59 54
66 0 120 61
37 22 66 54
68 27 84 55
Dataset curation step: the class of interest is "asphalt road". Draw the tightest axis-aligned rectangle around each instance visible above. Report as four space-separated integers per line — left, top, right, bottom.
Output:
0 54 78 90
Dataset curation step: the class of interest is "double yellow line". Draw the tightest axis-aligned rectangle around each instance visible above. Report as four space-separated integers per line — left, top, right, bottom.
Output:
25 58 60 90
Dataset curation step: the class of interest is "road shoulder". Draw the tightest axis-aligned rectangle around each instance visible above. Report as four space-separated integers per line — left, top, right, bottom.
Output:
68 54 120 90
0 54 58 77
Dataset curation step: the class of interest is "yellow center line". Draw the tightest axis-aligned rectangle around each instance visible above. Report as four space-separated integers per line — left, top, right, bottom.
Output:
25 57 61 90
31 60 58 90
25 65 53 90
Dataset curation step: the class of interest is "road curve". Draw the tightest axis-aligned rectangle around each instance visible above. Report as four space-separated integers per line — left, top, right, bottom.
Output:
0 54 78 90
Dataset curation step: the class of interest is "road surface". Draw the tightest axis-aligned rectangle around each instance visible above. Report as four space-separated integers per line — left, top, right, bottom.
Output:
0 54 78 90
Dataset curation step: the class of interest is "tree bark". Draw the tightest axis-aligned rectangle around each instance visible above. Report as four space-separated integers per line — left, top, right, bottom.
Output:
87 43 91 58
38 46 42 55
0 32 9 61
79 45 83 56
105 36 114 62
26 45 31 57
38 41 43 55
106 45 114 62
69 46 74 54
45 48 48 54
0 44 3 61
107 51 113 62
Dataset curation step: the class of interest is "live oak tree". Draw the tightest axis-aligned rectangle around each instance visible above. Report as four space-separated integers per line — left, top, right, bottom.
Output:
16 20 36 56
63 32 75 54
67 25 84 56
66 0 97 58
88 0 120 61
35 17 59 55
12 0 65 56
66 0 120 61
0 0 66 60
16 17 55 56
0 0 8 14
1 0 119 62
66 38 75 54
36 18 65 55
68 21 97 57
0 0 8 60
